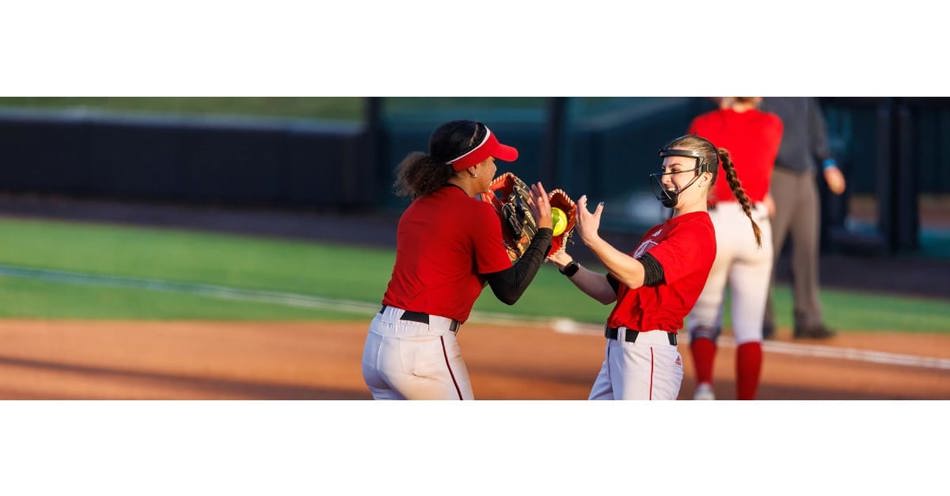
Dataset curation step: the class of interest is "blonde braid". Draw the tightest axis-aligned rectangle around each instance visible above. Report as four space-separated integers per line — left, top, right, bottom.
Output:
718 147 762 247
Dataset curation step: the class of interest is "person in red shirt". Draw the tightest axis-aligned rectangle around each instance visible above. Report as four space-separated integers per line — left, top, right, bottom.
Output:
685 97 783 400
548 134 762 400
362 120 553 400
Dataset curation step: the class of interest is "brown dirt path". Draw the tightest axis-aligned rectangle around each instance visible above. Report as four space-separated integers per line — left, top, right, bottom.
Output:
0 320 947 399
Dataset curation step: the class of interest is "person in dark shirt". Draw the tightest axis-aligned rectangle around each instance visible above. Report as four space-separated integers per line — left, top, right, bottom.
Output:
759 97 847 340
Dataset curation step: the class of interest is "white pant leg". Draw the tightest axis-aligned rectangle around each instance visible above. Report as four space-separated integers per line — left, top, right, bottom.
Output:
616 343 684 400
614 340 647 399
361 327 406 400
647 344 685 400
686 209 735 332
588 341 614 400
604 329 684 400
729 210 774 345
383 333 473 400
362 308 474 400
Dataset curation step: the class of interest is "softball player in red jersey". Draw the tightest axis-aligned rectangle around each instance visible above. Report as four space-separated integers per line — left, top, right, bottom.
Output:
549 135 761 400
362 120 553 400
685 98 782 400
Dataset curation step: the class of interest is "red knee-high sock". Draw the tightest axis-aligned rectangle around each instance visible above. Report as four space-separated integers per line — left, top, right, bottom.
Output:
736 341 763 400
690 337 717 385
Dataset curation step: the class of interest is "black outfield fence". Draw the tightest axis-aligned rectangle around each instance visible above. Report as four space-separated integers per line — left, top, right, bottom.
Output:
0 109 371 209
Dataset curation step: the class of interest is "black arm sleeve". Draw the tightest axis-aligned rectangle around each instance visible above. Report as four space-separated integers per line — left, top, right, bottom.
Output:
637 252 665 286
483 228 553 305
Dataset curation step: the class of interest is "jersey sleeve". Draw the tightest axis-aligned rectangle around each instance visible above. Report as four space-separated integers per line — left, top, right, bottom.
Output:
644 221 712 286
471 202 514 274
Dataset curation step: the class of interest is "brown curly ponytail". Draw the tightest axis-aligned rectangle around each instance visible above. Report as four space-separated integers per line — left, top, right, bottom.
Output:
393 120 488 199
717 147 763 247
393 152 454 199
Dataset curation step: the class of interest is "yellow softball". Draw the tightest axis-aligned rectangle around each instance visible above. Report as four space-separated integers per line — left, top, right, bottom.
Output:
551 207 568 236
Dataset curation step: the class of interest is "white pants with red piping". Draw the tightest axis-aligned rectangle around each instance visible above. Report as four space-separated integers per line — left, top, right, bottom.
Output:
588 328 684 400
361 306 473 400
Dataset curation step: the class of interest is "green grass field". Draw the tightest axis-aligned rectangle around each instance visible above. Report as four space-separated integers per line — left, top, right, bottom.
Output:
0 216 948 332
0 97 676 121
0 97 364 121
0 97 545 123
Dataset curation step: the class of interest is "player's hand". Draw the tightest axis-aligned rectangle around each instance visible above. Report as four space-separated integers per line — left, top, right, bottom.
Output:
576 195 604 247
527 182 553 230
764 193 776 219
824 166 846 195
546 244 573 268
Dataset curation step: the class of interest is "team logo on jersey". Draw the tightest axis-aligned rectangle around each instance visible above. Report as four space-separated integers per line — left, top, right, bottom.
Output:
633 240 658 259
674 355 682 366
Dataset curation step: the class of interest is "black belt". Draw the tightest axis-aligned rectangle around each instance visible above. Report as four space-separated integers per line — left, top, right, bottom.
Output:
605 326 677 345
380 305 461 333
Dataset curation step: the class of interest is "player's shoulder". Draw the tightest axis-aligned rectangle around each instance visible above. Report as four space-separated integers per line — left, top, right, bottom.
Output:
471 195 498 215
758 110 784 142
468 195 505 230
438 186 490 213
646 213 714 255
690 110 720 129
670 211 715 235
425 186 499 228
690 110 737 139
754 108 783 128
641 223 664 240
675 213 716 253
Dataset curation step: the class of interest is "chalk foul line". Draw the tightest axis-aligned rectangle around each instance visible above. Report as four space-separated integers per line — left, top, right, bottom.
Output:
0 264 947 371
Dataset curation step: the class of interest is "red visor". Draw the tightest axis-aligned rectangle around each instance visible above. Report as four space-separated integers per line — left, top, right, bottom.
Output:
446 127 519 171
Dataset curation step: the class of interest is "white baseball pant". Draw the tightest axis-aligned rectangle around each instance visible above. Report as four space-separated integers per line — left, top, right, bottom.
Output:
687 202 773 344
362 305 473 400
588 328 684 400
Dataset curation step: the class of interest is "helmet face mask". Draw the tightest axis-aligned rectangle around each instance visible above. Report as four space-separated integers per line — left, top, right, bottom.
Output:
650 148 712 209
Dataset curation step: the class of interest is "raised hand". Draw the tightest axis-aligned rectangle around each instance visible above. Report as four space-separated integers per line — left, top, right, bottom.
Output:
546 243 573 267
527 182 553 229
764 192 776 219
576 194 604 246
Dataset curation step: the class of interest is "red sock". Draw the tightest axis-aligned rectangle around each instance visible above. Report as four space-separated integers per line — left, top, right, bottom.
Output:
690 338 717 385
736 342 763 400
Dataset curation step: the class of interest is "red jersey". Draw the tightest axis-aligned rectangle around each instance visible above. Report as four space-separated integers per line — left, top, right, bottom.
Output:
606 211 716 332
688 108 783 204
382 185 512 323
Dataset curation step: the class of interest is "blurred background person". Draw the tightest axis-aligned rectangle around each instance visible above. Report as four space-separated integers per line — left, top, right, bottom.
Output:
759 97 847 340
685 97 782 400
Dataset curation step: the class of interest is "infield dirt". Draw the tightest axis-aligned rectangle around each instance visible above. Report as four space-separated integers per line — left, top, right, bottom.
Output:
0 320 946 400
